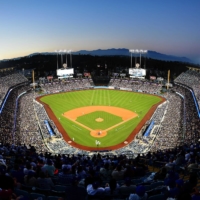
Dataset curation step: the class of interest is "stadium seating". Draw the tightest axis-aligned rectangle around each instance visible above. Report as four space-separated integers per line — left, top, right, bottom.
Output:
0 70 200 199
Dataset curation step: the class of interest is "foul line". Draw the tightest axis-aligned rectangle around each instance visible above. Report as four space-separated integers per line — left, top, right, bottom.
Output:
64 114 138 133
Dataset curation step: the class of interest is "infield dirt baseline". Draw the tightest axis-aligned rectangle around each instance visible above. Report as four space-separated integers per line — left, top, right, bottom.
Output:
62 106 138 138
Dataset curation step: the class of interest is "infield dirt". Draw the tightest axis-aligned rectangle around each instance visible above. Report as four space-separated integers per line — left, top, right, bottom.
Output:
62 106 137 138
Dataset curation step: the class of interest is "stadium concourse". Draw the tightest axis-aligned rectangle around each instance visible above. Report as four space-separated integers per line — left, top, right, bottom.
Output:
0 70 200 199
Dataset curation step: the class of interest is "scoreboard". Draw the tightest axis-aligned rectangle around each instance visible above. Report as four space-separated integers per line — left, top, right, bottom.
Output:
129 68 146 77
57 68 74 77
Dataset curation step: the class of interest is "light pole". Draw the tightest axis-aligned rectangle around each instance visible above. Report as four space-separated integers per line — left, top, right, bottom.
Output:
139 50 143 68
56 49 72 68
143 50 148 69
129 49 140 68
59 50 63 67
129 49 134 68
139 50 148 68
63 50 66 67
135 49 139 67
55 50 59 69
66 50 68 67
68 50 72 67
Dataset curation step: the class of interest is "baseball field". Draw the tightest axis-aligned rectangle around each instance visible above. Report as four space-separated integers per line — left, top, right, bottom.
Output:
37 89 164 151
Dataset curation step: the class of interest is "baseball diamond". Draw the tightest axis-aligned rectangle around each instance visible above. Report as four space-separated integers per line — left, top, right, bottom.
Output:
63 106 138 138
37 89 165 151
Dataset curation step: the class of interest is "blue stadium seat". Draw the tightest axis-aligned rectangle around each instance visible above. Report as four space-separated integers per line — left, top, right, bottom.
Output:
148 194 165 200
150 181 164 189
14 189 30 199
47 196 62 200
30 192 46 200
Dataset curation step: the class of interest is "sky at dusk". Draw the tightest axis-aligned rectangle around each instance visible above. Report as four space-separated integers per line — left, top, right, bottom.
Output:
0 0 200 63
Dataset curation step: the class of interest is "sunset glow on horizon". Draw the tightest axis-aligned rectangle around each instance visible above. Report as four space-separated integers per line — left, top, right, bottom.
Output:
0 0 200 63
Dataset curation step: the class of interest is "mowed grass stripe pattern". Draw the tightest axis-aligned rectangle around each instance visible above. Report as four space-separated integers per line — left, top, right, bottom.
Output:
40 90 161 148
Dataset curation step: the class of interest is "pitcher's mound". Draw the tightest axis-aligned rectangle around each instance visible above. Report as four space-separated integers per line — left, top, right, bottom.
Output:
95 117 104 122
90 129 107 138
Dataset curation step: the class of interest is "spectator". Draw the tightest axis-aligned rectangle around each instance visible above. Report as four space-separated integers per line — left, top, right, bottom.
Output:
58 165 75 185
10 164 24 185
129 185 148 200
169 179 184 199
65 176 87 200
112 164 126 181
41 159 55 177
23 162 35 175
182 172 198 195
0 165 14 191
37 171 54 190
87 181 105 196
187 159 198 173
105 178 119 195
99 163 112 182
154 167 167 180
76 165 87 180
24 171 37 187
119 177 136 197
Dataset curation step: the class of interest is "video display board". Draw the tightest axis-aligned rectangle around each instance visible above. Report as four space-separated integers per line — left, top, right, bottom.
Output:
129 68 146 77
57 68 74 76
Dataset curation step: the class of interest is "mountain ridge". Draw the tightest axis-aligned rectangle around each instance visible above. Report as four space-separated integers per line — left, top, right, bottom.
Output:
0 48 192 63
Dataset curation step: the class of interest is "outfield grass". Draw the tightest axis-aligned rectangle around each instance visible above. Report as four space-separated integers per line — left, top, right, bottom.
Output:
40 89 162 148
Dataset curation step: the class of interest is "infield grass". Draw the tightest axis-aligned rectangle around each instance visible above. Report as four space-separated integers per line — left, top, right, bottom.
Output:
76 111 123 130
40 89 162 148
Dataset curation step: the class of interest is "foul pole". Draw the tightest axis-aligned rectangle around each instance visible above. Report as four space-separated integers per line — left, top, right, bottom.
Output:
167 70 170 90
32 69 35 90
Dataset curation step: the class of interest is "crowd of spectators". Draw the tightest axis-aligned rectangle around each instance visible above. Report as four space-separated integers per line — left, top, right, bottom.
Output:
0 75 95 155
0 72 28 106
16 91 49 153
116 97 179 155
40 78 93 94
0 72 29 146
174 70 200 107
0 141 200 199
0 71 199 151
111 71 200 155
109 78 162 94
173 84 200 142
1 71 200 157
0 70 200 199
151 91 182 152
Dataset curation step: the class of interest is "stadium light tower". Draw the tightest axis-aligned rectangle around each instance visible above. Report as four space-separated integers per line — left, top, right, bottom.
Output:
143 50 148 69
59 50 63 67
55 50 59 69
135 49 139 67
139 50 148 68
68 50 72 67
65 50 68 67
58 50 67 68
129 49 134 68
139 50 143 68
63 50 67 67
129 49 140 68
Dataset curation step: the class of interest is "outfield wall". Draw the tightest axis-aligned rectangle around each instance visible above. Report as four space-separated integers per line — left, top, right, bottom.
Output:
94 86 132 91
